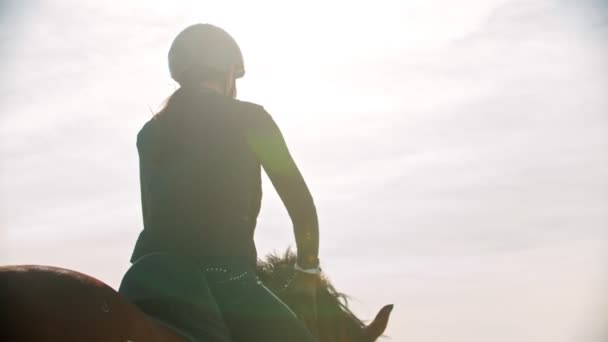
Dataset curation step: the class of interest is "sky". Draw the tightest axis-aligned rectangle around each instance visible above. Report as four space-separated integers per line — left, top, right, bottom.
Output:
1 0 607 341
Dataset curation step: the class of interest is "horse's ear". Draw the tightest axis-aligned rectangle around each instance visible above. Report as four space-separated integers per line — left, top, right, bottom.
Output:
364 304 393 341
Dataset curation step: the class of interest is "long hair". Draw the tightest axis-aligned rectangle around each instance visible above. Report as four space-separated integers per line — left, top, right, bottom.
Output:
156 70 229 119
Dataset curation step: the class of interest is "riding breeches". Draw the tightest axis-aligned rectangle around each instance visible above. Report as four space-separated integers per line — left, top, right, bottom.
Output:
118 252 317 342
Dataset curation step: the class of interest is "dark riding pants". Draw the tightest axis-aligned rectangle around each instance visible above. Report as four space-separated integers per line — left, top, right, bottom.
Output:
118 253 316 342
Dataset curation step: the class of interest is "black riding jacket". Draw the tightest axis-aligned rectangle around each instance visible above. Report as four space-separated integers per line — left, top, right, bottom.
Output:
130 88 319 268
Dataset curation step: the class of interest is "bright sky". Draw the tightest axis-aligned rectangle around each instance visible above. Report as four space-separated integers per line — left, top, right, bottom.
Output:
1 0 607 341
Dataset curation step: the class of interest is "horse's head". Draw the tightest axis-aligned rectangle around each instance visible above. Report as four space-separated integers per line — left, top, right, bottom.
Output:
313 290 393 342
257 251 393 342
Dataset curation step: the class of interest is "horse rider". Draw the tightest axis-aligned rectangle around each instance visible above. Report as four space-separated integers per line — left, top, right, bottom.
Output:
119 23 321 342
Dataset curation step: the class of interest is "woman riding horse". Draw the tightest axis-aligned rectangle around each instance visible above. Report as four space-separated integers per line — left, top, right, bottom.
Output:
118 23 322 342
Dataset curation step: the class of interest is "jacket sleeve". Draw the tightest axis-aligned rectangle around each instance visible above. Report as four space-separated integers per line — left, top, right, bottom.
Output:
246 107 320 268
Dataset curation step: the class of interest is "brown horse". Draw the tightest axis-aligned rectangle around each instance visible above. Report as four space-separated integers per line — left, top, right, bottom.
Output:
0 251 392 342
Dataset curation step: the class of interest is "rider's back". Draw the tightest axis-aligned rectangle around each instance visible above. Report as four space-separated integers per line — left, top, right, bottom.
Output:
131 88 270 267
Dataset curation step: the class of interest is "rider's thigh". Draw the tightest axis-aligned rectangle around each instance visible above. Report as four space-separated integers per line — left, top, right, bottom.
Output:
211 276 316 342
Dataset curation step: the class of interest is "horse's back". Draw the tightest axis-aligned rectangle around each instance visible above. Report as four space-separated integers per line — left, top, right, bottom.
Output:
0 264 186 342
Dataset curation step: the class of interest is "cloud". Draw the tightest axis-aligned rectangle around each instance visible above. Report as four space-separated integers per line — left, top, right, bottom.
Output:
279 0 608 258
342 239 608 342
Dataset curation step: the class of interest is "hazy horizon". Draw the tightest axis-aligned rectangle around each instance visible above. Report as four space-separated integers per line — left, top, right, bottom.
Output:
1 1 607 341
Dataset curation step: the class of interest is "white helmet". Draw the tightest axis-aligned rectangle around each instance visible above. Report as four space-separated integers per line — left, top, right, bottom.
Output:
168 24 245 85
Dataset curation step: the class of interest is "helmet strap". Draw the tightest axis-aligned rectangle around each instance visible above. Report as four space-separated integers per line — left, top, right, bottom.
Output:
226 77 237 99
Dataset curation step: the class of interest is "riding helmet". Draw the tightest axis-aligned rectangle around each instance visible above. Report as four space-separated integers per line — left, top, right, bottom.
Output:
168 23 245 84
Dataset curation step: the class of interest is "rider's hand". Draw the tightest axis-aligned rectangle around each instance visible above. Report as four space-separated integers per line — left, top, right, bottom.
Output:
285 270 320 338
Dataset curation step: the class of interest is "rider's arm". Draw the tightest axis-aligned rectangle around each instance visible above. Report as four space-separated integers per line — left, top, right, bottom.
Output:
247 108 320 269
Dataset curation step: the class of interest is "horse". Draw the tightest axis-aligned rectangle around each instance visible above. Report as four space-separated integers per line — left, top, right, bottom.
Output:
0 250 392 342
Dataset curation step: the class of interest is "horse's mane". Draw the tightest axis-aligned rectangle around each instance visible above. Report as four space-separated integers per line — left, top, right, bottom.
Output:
256 249 366 333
